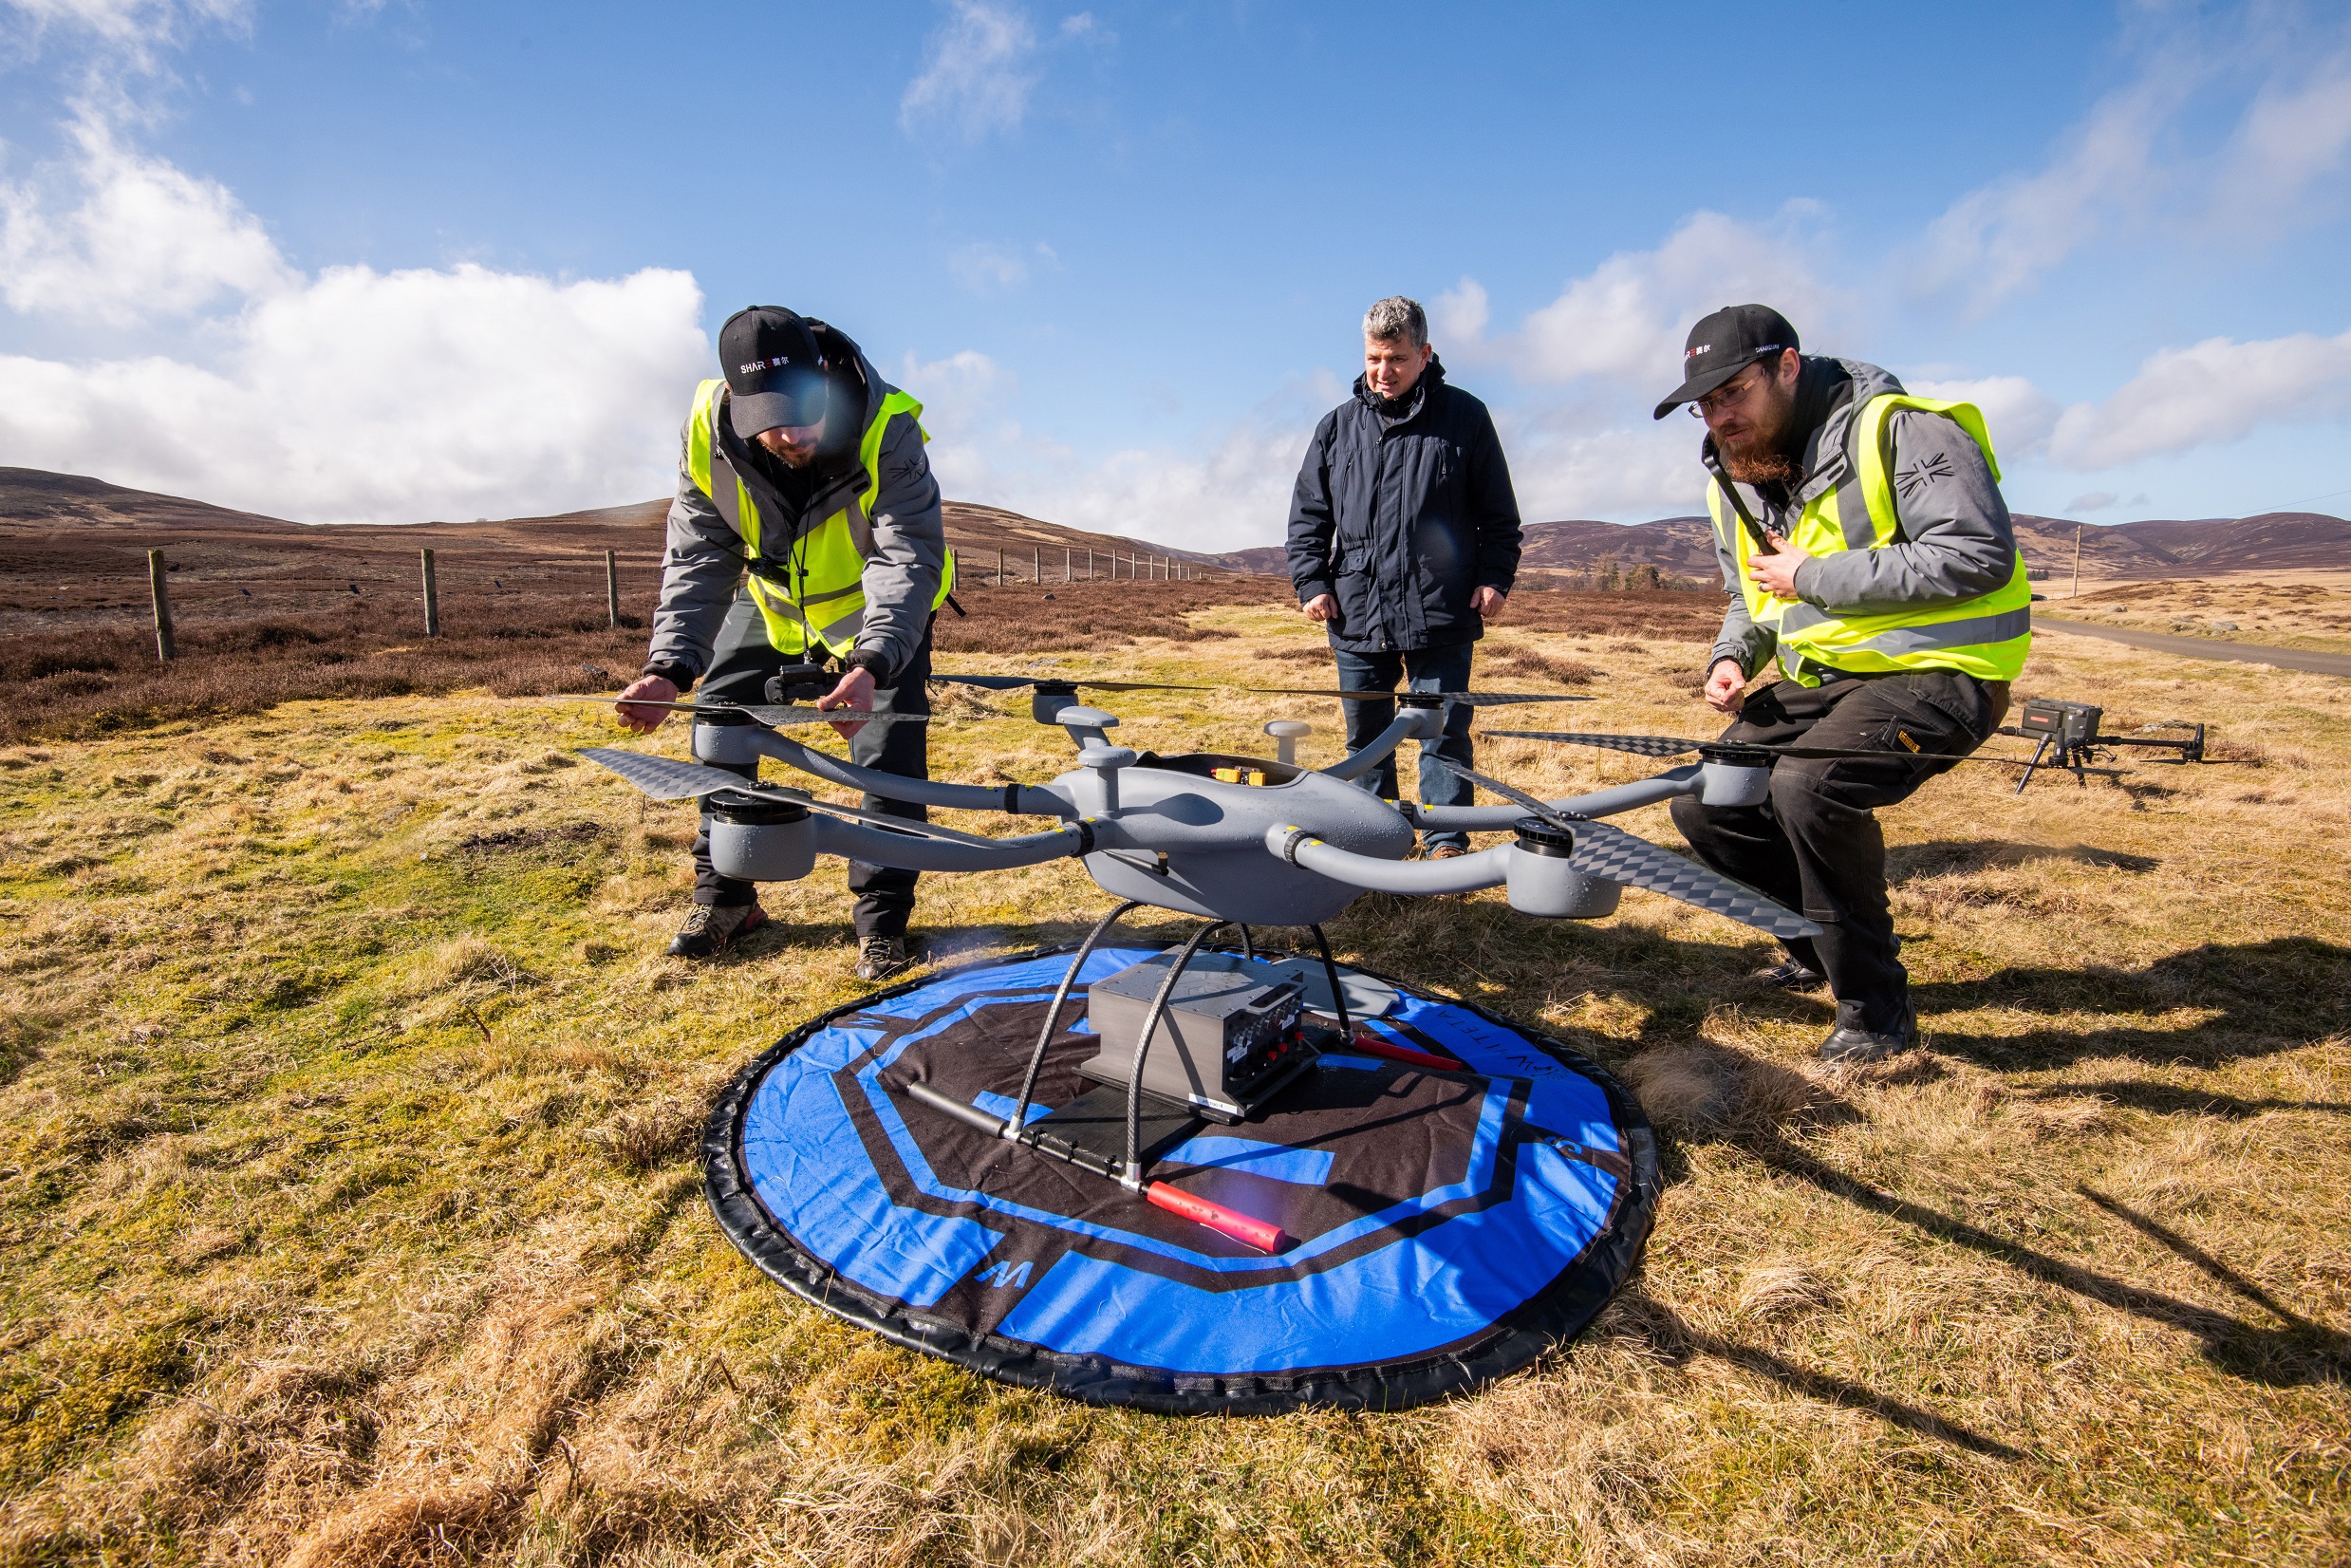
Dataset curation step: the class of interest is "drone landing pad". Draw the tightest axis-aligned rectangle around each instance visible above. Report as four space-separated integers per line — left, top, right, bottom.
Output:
704 946 1657 1414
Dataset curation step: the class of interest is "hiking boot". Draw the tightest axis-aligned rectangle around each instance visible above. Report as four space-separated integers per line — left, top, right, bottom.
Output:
855 935 911 982
1819 1012 1919 1064
668 902 766 959
1753 957 1826 989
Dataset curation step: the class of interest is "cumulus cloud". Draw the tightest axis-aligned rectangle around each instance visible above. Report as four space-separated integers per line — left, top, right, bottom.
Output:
2 0 250 67
0 40 710 523
945 238 1054 294
0 108 291 323
1506 206 1841 388
1907 374 2062 459
1429 276 1488 346
2046 327 2351 470
0 263 709 523
900 0 1039 142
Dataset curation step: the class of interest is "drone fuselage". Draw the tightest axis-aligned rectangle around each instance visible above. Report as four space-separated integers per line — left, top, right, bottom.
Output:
1058 752 1413 924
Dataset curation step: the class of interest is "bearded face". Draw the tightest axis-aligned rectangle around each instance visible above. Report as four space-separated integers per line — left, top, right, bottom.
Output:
1712 362 1801 487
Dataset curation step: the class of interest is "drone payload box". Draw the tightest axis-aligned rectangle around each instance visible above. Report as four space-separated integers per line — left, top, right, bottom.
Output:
2017 698 2102 749
1078 952 1315 1123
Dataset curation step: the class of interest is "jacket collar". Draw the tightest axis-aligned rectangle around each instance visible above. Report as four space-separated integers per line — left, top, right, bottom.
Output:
1701 356 1901 509
1353 354 1446 424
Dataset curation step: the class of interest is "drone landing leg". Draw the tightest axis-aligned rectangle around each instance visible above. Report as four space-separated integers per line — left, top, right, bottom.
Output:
1307 924 1353 1039
1238 925 1256 961
2016 736 2051 794
1124 921 1235 1188
1005 899 1146 1136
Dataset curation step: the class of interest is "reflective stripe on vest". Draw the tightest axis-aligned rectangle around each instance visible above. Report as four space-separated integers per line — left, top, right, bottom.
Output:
1707 392 2032 686
684 378 957 659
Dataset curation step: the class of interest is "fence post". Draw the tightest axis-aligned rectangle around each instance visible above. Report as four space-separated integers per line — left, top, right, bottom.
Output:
606 549 621 627
147 549 176 662
1034 546 1041 584
1063 547 1071 584
420 548 440 637
1086 549 1093 580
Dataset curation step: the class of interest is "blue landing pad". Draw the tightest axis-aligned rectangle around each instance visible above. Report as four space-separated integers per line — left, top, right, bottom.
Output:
702 946 1658 1413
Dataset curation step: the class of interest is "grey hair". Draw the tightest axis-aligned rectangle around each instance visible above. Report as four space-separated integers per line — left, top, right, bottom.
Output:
1362 295 1427 348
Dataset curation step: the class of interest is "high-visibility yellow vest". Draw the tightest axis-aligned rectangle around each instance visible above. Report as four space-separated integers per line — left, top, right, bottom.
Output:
1707 393 2032 686
684 378 956 659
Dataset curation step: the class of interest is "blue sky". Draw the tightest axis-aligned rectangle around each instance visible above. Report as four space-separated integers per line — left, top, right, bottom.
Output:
2 1 2348 546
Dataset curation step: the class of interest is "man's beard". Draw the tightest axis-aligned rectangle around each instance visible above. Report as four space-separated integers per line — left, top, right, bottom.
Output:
1718 380 1800 485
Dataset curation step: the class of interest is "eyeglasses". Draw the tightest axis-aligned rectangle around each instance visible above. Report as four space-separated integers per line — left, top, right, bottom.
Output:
1689 364 1773 419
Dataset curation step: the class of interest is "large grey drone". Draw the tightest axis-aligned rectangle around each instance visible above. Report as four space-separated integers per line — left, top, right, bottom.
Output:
572 673 1821 943
567 674 1829 1251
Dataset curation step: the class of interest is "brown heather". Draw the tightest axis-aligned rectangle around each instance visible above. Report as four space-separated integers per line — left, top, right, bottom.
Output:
0 577 2345 1565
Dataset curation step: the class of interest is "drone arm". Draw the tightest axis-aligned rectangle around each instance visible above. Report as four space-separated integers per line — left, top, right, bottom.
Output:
1317 708 1446 783
807 814 1091 873
1407 765 1705 831
721 727 1076 817
1263 825 1512 894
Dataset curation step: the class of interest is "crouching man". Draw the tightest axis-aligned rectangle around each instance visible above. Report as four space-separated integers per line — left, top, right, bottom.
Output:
1656 305 2030 1061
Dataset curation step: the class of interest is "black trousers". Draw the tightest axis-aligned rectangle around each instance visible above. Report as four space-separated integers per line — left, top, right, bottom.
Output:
689 593 931 942
1668 668 2007 1033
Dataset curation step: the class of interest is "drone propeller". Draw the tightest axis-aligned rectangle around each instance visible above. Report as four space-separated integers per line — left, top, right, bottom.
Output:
550 695 930 728
1487 728 2035 765
576 750 1012 847
1425 755 1819 940
928 674 1213 694
1244 687 1592 707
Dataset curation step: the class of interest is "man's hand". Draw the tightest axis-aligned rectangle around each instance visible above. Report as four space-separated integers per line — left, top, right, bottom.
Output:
1703 658 1748 715
815 664 876 739
1300 593 1336 623
615 674 679 734
1472 585 1506 619
1745 535 1814 600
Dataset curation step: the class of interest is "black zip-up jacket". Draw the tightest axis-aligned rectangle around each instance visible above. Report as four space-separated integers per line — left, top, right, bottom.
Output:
1285 358 1522 653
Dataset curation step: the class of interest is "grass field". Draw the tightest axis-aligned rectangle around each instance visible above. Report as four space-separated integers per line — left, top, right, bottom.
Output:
1 583 2346 1566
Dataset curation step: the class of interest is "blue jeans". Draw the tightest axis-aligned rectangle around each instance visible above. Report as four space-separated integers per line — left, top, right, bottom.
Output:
1330 643 1476 852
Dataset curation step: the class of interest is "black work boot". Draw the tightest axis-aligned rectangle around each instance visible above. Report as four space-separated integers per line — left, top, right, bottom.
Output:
1819 1009 1919 1063
855 934 911 982
669 902 767 959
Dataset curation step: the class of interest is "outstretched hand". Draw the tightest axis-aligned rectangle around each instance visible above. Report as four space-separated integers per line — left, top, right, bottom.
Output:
815 664 875 739
614 674 678 734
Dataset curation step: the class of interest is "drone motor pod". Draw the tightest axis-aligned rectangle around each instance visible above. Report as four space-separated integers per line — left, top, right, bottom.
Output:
1504 817 1622 920
1696 744 1775 807
706 793 816 882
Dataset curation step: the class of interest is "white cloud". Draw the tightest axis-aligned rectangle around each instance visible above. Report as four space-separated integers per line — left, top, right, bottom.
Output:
1507 206 1841 388
0 73 709 523
2 0 250 64
1429 276 1488 346
0 263 709 523
1907 374 2062 459
2211 47 2351 235
1498 415 1706 523
2066 492 2118 512
2046 327 2351 470
0 107 291 323
900 0 1038 142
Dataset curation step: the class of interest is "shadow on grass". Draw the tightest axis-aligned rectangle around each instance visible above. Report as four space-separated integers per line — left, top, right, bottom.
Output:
1736 1129 2350 1389
2024 1081 2351 1119
1913 936 2351 1070
1889 838 2163 879
1612 1290 2025 1460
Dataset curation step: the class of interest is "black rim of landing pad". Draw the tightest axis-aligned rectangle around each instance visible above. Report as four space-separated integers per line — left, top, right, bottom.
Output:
702 944 1659 1415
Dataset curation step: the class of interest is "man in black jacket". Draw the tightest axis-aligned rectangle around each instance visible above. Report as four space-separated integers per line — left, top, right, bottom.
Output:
1286 296 1523 855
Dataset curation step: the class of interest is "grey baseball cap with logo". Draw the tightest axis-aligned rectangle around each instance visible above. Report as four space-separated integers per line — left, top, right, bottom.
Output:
1652 304 1799 420
719 305 830 438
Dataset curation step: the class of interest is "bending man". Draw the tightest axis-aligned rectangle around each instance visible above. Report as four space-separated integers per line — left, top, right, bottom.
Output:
1656 304 2029 1062
615 306 953 978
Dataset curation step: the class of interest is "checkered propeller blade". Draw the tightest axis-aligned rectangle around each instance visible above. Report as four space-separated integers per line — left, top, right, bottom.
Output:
1248 687 1592 705
1488 728 1706 758
1567 820 1821 939
578 748 756 801
927 674 1212 693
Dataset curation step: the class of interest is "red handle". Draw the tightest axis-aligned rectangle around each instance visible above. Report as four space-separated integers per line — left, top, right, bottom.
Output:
1146 1182 1286 1253
1345 1028 1463 1073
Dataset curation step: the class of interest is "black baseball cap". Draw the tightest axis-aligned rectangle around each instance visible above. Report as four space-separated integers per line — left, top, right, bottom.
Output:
1651 304 1800 420
719 306 830 438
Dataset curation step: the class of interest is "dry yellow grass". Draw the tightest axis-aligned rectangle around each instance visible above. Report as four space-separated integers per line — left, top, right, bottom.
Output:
1 588 2347 1565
